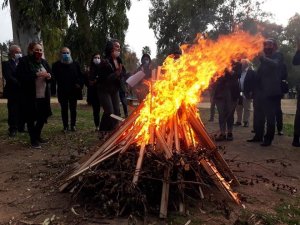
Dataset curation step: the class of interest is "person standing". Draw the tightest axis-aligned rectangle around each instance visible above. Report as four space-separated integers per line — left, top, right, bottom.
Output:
292 38 300 147
88 53 102 130
52 47 84 132
134 53 153 103
214 62 240 141
16 42 52 148
97 39 125 132
2 45 25 136
249 39 283 146
235 59 255 128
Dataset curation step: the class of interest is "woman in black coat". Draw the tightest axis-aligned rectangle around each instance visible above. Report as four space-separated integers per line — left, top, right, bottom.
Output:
88 53 102 130
16 42 52 148
97 40 126 132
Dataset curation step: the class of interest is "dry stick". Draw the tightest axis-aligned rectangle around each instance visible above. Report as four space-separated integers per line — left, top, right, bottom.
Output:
166 118 174 149
132 142 146 184
159 166 170 218
174 114 180 152
186 107 240 186
66 104 143 181
200 158 241 205
155 129 173 159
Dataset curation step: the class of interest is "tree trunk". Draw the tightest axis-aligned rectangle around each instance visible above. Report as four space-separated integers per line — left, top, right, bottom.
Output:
9 0 41 54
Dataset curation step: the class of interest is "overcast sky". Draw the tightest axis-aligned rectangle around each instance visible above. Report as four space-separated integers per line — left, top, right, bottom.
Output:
0 0 299 59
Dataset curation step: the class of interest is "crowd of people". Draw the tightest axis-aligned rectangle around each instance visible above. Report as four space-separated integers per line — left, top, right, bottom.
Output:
2 37 300 149
208 38 300 147
2 39 154 148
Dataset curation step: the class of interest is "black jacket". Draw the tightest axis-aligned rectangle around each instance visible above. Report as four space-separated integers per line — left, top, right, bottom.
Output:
2 59 20 98
242 69 256 99
16 56 52 121
97 57 126 93
256 52 283 98
52 61 84 100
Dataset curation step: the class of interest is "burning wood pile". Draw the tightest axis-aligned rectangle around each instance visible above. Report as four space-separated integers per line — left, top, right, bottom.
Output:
59 31 264 218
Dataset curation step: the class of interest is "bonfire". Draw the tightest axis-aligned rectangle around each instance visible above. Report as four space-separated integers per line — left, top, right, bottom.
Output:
59 31 264 218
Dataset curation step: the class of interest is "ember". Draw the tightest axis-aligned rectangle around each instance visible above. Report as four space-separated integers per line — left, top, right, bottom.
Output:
59 31 264 218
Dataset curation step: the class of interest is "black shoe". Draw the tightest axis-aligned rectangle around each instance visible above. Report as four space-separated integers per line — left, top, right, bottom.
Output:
215 134 226 142
235 122 242 126
261 141 271 147
62 127 69 133
70 126 76 132
278 131 284 136
243 122 249 127
292 142 300 147
226 133 233 141
8 130 17 137
38 138 49 144
31 142 42 149
247 137 263 142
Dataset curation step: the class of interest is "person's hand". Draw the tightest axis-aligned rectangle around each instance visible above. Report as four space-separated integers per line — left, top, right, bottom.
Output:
45 73 51 80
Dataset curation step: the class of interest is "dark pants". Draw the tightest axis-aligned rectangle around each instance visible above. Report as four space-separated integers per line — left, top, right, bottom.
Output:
27 99 47 144
215 93 236 134
59 97 77 128
7 95 25 132
119 91 128 117
209 96 216 120
98 91 120 131
256 96 278 143
253 96 265 139
275 97 283 132
91 100 101 128
294 95 300 137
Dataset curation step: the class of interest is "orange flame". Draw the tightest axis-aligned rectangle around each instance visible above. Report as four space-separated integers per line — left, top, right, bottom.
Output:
134 31 264 143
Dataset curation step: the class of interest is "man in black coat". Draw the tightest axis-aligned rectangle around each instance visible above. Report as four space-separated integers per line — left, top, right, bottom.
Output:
292 38 300 147
248 39 283 146
2 45 24 136
52 47 84 132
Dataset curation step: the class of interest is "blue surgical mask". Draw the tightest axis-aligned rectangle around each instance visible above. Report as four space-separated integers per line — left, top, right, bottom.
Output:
61 53 72 63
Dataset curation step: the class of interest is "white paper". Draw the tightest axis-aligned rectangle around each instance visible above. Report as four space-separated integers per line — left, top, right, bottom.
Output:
126 70 146 87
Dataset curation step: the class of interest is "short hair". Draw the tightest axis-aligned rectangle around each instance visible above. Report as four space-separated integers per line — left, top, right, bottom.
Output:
60 47 71 54
9 45 20 53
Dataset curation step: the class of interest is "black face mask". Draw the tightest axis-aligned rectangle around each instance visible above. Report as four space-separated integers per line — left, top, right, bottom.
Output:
264 48 273 55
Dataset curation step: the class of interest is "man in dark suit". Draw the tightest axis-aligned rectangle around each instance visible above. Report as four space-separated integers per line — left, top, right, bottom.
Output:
248 39 283 146
2 45 24 137
292 38 300 147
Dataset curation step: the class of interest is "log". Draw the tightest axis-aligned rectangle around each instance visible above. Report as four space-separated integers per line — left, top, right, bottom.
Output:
132 142 146 184
199 158 241 204
159 167 170 218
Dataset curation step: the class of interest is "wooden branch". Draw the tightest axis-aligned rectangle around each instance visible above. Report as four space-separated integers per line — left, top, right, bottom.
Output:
132 142 146 184
155 129 173 159
159 167 170 218
199 159 240 205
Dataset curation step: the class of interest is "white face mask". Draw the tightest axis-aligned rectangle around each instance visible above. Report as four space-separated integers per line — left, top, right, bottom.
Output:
15 53 22 59
93 58 101 64
113 51 120 58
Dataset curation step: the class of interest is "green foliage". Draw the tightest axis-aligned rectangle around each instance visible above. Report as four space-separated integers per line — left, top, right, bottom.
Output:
142 46 151 56
149 0 269 63
123 45 139 74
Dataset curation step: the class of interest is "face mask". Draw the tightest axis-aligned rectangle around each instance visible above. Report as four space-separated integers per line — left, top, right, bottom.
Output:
62 53 71 62
143 59 150 65
263 48 273 55
113 51 120 58
15 53 22 59
34 52 43 60
93 58 101 64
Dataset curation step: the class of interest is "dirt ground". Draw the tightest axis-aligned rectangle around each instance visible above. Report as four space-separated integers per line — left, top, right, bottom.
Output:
0 99 299 225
